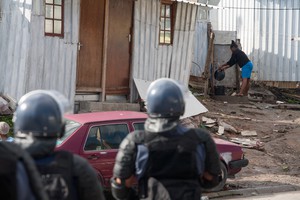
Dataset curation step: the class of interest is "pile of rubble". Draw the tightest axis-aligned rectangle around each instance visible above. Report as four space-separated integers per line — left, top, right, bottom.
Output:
0 95 16 115
202 116 264 151
181 115 264 151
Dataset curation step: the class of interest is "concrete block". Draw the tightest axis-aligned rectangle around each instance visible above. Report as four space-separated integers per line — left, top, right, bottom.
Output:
79 102 140 113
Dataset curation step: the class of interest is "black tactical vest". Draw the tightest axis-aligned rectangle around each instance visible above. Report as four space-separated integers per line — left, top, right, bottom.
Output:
35 151 77 200
143 130 202 200
0 145 18 200
0 142 48 200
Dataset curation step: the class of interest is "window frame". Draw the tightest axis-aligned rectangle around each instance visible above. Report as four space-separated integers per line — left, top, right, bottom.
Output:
159 0 176 45
83 123 130 152
132 122 145 131
44 0 64 37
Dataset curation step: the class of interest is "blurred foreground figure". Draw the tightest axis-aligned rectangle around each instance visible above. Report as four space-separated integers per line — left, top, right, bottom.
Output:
14 90 106 200
111 78 222 200
0 142 48 200
0 121 14 142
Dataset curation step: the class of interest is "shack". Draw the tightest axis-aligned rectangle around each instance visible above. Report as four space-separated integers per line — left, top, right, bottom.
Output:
0 0 208 112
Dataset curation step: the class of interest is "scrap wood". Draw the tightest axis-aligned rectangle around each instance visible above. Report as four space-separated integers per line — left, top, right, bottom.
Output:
230 138 264 150
271 104 300 110
203 27 215 96
218 121 238 133
209 112 300 125
202 116 216 125
205 124 215 128
210 112 252 121
241 130 258 137
217 126 225 135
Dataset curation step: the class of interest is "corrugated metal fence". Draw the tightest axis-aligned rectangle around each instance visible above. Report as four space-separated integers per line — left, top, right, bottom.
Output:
211 0 300 82
132 0 199 86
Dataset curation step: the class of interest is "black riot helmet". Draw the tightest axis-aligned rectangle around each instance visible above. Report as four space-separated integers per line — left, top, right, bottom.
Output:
13 90 71 139
146 78 185 119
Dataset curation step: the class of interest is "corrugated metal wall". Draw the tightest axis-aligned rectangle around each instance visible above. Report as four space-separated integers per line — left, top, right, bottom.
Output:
131 0 199 89
0 0 32 99
0 0 79 102
211 0 300 82
191 20 207 76
27 0 79 103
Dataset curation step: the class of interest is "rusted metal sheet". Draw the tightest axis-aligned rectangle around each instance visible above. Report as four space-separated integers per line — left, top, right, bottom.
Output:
131 0 199 101
211 0 300 82
0 0 79 104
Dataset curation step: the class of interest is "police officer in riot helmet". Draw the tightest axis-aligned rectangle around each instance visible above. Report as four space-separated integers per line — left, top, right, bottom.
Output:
111 78 222 200
13 90 106 200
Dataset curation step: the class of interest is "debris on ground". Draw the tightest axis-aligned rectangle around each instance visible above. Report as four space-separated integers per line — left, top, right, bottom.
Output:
202 116 217 127
248 87 277 103
202 116 216 124
269 87 300 104
241 130 258 137
0 97 10 114
217 126 225 135
271 104 300 110
195 84 300 190
230 138 264 150
181 115 202 129
276 100 284 104
218 121 238 133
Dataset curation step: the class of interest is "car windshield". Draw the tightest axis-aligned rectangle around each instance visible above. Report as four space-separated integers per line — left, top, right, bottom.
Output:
56 120 81 146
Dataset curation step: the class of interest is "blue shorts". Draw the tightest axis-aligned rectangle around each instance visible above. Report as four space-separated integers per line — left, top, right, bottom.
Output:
241 61 253 79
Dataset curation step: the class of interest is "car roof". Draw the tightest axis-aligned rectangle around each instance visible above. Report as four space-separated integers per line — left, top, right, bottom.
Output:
65 111 148 124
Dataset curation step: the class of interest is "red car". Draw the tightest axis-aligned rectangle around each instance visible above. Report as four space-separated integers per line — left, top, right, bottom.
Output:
56 111 248 191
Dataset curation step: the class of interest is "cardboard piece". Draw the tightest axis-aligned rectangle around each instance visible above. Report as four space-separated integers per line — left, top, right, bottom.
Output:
134 78 208 119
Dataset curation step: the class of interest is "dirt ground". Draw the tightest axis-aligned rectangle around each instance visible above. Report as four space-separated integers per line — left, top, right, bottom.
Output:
200 98 300 190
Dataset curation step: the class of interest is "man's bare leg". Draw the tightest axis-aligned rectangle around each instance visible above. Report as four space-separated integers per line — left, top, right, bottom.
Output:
244 79 251 96
238 78 248 96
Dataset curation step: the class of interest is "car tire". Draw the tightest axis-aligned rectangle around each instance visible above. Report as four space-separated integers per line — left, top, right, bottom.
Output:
201 162 228 192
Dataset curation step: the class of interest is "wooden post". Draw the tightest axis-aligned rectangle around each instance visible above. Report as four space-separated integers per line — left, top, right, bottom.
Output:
101 0 110 102
210 42 215 95
203 31 215 96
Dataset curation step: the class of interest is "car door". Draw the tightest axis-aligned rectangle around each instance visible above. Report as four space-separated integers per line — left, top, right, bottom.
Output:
79 122 130 188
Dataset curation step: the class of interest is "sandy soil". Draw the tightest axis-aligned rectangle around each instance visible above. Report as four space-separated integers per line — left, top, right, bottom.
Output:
200 98 300 190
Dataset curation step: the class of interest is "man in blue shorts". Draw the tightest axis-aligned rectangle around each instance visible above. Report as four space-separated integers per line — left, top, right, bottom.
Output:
219 40 253 96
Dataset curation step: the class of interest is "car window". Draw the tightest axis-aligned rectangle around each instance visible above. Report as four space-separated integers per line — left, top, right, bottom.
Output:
84 124 129 151
56 120 81 146
133 122 145 131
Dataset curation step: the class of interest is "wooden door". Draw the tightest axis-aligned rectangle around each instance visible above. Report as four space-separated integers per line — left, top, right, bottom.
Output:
106 0 133 95
76 0 105 92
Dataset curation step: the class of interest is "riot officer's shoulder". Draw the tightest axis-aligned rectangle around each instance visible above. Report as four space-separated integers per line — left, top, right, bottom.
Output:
71 154 97 173
125 130 146 144
189 128 213 142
